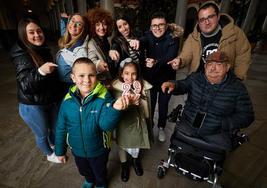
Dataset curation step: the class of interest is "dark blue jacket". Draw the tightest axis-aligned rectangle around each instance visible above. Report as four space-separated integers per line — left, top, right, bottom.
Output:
55 82 121 158
173 71 254 149
140 30 179 87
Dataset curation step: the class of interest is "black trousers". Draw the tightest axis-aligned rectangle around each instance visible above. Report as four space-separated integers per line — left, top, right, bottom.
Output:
73 151 109 187
150 85 172 129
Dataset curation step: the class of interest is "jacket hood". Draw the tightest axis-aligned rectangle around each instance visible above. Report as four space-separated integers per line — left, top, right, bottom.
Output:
65 81 108 102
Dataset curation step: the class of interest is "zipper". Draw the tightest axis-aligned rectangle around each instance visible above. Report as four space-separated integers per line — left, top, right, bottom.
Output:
79 103 88 156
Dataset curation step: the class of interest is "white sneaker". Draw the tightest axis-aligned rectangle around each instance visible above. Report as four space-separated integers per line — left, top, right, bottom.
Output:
50 145 55 150
158 128 166 142
47 152 62 163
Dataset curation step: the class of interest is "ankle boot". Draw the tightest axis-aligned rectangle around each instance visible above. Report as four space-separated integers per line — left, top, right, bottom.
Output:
121 161 129 182
132 157 143 176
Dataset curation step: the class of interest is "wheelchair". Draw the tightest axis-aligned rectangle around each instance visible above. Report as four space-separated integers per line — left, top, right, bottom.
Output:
157 105 249 188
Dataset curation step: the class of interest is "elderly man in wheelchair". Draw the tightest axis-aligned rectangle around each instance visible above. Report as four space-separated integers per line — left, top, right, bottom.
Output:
158 51 255 187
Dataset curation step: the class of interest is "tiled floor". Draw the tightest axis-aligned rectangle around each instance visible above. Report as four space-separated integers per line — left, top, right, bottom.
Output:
0 44 266 188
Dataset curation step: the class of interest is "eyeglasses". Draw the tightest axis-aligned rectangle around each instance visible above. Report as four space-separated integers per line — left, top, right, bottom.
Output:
69 19 84 28
150 23 166 30
198 14 217 24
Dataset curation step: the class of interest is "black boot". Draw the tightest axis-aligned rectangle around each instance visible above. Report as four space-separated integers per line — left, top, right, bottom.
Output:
121 161 129 182
132 157 143 176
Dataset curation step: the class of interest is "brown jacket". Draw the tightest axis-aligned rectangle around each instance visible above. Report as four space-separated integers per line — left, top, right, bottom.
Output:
180 13 251 80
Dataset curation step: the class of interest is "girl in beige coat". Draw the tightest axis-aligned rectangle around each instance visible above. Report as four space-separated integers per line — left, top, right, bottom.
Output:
112 58 153 182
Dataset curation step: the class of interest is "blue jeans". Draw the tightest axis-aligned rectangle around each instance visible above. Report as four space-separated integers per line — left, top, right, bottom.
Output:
19 103 59 155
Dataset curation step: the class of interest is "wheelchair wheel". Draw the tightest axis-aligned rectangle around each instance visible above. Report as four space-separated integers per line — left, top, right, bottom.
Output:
157 165 166 179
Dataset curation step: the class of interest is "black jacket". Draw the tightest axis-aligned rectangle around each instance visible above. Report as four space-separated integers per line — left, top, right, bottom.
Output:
10 42 62 105
173 71 254 150
140 30 180 87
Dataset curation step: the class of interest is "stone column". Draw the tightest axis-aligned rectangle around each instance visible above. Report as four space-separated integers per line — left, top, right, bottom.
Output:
220 0 231 14
175 0 188 29
77 0 87 15
65 0 74 14
262 15 267 33
242 0 260 34
100 0 114 15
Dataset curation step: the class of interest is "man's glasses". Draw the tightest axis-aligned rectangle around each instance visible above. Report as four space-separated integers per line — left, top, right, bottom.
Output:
69 19 84 28
198 14 217 24
150 23 166 30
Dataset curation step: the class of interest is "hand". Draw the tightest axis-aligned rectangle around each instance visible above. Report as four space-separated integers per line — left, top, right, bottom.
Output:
161 81 175 94
61 12 68 18
57 156 67 163
167 57 181 70
113 95 130 110
128 39 140 50
145 58 157 68
39 62 58 75
97 61 109 73
128 93 140 105
109 50 120 62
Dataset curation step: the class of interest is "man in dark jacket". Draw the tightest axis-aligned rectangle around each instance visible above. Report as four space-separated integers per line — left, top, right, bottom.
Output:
139 11 183 142
162 51 254 150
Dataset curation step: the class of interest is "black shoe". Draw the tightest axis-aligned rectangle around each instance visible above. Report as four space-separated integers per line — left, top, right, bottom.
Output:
132 158 143 176
121 162 129 182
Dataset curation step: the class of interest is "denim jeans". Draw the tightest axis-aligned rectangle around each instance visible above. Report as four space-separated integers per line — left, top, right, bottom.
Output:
19 103 59 155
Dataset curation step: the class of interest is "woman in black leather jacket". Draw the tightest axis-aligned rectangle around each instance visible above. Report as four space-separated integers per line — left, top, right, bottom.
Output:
110 12 141 71
10 18 62 163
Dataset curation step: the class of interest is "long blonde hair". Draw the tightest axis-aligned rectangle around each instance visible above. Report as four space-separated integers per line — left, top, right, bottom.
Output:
58 13 89 49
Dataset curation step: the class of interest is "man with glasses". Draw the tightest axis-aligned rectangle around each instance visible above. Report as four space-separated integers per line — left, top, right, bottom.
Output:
139 11 184 142
168 1 251 80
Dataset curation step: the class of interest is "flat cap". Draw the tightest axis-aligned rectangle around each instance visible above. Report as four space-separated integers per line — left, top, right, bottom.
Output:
205 51 229 63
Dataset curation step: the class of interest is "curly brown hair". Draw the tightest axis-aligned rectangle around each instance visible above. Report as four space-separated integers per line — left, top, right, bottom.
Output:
86 8 113 38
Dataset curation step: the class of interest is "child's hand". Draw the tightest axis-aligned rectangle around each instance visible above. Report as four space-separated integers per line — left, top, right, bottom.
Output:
128 93 140 105
57 156 67 163
113 95 130 110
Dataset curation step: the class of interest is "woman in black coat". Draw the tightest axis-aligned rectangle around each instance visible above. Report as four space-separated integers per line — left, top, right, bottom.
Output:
10 18 62 163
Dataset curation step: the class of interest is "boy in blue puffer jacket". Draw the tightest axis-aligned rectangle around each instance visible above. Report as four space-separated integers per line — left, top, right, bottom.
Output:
55 57 130 188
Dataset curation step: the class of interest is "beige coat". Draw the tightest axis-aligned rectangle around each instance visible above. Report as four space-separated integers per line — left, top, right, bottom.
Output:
87 38 112 80
112 79 153 148
180 13 251 80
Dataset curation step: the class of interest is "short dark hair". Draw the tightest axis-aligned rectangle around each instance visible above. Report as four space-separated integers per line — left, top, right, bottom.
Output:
198 1 220 17
150 11 167 21
72 57 96 73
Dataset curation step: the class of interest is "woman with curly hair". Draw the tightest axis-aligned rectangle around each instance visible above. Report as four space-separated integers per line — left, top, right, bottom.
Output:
86 8 117 87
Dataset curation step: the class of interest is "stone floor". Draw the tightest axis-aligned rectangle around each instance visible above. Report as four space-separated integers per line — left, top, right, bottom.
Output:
0 44 266 188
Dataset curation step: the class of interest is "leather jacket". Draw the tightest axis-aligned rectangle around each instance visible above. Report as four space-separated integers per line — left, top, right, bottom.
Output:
10 42 62 105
